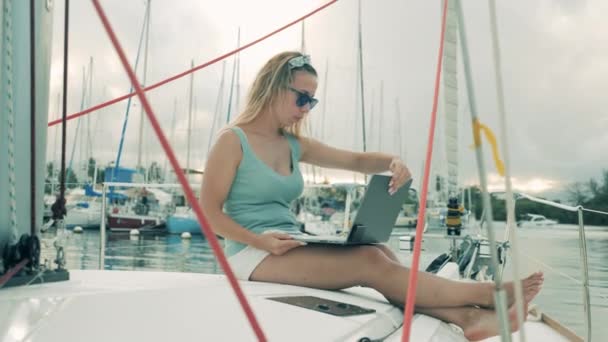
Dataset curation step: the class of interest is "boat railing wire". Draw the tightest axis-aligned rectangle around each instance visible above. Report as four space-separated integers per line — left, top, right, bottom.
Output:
509 192 608 342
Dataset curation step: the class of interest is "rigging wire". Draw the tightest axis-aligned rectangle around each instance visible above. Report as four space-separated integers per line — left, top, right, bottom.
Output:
90 1 270 339
487 0 527 339
456 0 512 338
48 0 339 127
57 0 70 216
400 1 449 340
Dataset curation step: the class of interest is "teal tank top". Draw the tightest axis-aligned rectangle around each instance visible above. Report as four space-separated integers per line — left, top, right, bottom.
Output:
223 127 304 256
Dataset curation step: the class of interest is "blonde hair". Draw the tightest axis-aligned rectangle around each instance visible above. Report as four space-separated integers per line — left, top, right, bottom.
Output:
230 51 317 137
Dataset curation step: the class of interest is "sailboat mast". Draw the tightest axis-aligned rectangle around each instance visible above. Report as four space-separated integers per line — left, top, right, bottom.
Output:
87 57 94 181
186 59 194 177
300 20 306 52
110 2 149 184
318 58 329 182
394 97 404 159
443 0 459 199
79 63 88 178
53 92 61 186
67 68 88 177
137 0 152 171
208 61 227 154
320 59 329 143
235 28 241 115
163 98 178 182
357 0 367 153
300 20 317 183
225 28 240 123
378 80 383 151
368 88 374 150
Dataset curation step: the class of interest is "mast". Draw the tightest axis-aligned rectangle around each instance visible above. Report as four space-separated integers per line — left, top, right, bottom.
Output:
111 1 149 183
320 58 329 143
137 0 151 171
357 0 367 153
207 61 227 154
368 88 374 150
378 80 384 151
163 98 178 182
79 63 87 179
394 97 404 159
186 59 194 178
86 57 94 182
67 67 88 178
300 20 306 52
300 20 317 183
52 92 61 186
318 58 329 182
225 28 240 124
443 0 459 199
235 28 241 115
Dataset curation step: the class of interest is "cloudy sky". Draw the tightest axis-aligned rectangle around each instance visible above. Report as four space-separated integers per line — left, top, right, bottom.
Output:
45 0 608 198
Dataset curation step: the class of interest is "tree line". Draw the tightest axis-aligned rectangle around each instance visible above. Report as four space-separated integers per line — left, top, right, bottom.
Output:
464 170 608 226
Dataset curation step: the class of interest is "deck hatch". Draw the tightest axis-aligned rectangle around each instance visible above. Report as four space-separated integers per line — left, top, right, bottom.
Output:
267 296 376 316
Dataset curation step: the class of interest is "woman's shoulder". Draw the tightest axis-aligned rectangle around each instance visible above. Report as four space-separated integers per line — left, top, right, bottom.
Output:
285 133 311 160
211 127 243 155
204 127 244 174
290 135 315 153
283 131 308 144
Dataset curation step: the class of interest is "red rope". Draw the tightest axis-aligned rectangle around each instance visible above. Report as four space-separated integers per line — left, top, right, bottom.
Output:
400 1 449 341
0 259 29 288
49 0 338 127
90 1 267 340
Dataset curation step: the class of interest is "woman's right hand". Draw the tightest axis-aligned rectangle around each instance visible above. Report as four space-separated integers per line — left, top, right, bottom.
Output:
255 232 307 256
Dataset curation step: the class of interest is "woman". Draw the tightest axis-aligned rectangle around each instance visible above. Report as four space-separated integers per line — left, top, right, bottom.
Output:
200 51 543 340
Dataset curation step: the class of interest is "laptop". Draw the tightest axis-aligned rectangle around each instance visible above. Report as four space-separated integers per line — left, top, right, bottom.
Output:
292 174 413 245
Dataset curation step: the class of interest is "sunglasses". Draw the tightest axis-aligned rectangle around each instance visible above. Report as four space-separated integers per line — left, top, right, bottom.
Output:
288 87 319 110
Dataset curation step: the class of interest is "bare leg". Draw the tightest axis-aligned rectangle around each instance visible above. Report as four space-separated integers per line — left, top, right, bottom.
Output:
374 245 544 308
374 244 400 263
372 245 543 308
417 304 523 341
250 245 542 309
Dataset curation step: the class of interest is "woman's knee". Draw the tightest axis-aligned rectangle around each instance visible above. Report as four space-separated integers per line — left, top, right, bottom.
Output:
353 246 393 272
374 244 399 262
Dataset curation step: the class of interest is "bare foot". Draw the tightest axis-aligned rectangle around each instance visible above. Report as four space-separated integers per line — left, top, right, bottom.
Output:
504 271 544 306
484 271 543 308
463 304 525 341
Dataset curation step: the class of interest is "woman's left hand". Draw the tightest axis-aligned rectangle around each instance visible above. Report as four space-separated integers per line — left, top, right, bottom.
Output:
388 158 411 195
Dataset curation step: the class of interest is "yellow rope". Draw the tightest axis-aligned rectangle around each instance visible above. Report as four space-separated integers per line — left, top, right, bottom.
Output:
472 118 505 176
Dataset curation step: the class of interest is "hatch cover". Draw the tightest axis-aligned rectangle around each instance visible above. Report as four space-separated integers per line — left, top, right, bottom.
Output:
267 296 376 316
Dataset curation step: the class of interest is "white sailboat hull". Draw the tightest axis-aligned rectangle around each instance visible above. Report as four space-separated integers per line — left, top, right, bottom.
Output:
64 207 102 229
0 266 578 342
0 270 403 342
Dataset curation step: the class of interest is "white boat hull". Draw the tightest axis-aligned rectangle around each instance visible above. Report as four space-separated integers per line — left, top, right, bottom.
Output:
0 270 402 342
0 266 578 341
64 207 102 229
